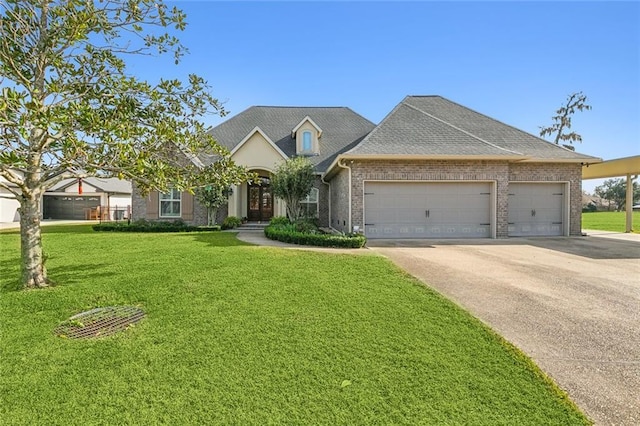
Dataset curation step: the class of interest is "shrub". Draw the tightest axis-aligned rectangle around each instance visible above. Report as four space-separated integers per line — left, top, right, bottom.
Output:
264 225 366 248
93 220 220 233
221 216 242 230
269 216 291 226
294 218 318 234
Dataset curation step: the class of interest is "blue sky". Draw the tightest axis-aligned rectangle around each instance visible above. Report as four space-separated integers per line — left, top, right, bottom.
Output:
140 1 639 192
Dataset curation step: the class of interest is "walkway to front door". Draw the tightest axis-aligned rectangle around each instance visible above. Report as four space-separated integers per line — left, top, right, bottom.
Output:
247 179 272 222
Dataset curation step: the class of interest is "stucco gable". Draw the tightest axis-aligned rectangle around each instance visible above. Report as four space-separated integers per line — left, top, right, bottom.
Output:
230 127 288 170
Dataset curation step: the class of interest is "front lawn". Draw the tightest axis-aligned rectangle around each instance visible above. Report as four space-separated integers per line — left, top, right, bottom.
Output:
0 226 588 425
582 211 639 232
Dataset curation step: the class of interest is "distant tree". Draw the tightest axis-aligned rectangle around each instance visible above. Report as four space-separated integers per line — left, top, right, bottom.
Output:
271 157 315 222
539 92 592 149
595 178 639 211
0 1 253 289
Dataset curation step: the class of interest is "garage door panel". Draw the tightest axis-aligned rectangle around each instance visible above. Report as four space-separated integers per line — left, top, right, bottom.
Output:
364 182 491 239
508 183 564 237
43 195 100 220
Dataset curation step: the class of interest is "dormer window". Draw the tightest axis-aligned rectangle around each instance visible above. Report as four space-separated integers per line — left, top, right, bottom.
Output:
302 131 312 152
292 116 322 156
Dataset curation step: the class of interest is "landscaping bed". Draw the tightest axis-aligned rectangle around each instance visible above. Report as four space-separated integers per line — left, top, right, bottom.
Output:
264 217 367 248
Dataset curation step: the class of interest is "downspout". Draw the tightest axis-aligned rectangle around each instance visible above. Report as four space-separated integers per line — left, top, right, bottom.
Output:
336 159 352 233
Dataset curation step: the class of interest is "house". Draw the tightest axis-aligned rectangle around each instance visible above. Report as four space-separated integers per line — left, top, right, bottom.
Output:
1 174 132 223
43 177 132 221
0 175 21 222
132 95 601 239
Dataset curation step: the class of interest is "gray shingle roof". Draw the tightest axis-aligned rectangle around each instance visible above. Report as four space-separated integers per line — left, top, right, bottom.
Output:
348 95 600 161
204 106 376 172
48 177 132 194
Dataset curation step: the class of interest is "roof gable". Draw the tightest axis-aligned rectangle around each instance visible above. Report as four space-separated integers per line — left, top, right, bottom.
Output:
291 116 323 138
205 106 376 172
230 127 288 160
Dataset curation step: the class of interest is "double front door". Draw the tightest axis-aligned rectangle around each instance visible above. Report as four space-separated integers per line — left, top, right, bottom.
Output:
248 179 272 221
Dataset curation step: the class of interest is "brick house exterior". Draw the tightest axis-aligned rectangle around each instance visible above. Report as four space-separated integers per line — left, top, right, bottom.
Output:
132 95 600 238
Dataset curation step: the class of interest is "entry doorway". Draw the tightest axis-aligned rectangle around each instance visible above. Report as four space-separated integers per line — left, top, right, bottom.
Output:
247 178 273 221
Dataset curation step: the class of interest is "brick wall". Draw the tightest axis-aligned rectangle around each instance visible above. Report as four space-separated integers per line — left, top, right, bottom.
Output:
329 167 350 233
338 159 582 238
509 162 582 236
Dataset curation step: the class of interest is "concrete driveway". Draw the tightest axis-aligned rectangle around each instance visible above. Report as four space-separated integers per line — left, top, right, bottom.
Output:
368 232 640 426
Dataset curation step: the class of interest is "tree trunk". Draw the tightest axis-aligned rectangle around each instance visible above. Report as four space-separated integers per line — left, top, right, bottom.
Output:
19 193 50 289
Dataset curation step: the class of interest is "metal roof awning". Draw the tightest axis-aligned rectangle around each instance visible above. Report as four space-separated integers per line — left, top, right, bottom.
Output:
582 155 639 233
582 155 640 179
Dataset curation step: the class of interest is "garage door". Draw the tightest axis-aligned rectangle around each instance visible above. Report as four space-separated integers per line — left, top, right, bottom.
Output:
364 182 492 239
43 195 100 220
508 183 564 237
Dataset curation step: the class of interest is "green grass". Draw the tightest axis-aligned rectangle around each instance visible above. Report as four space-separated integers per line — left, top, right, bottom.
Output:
0 225 589 425
582 211 640 232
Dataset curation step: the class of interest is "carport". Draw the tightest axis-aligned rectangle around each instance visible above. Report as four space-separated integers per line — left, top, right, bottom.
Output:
583 155 640 232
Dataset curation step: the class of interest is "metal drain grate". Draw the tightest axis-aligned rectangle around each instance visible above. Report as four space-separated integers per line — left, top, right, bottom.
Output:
55 306 145 339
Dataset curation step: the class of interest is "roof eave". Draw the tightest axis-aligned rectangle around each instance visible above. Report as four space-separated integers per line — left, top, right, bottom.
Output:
516 157 602 164
324 153 527 179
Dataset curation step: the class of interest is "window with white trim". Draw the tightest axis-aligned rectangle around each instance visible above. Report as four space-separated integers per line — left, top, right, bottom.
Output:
159 188 181 217
302 131 312 152
300 187 319 218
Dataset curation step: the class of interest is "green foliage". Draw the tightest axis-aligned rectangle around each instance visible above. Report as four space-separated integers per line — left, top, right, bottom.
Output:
265 224 367 248
0 227 590 424
269 216 291 227
195 185 233 225
92 219 220 233
293 218 319 233
0 0 254 288
271 157 315 222
221 216 242 230
539 92 591 146
594 178 639 210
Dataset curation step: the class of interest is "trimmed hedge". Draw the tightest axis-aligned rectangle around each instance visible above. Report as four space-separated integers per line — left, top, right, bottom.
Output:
264 225 366 248
93 220 220 233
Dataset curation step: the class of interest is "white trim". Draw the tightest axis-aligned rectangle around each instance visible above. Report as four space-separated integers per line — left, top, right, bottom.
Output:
230 126 288 160
300 187 320 217
291 116 323 137
507 181 570 237
362 179 496 239
159 188 182 218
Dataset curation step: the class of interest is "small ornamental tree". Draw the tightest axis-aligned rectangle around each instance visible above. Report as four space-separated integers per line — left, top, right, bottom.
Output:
0 0 253 289
196 184 232 226
271 157 315 223
539 92 592 149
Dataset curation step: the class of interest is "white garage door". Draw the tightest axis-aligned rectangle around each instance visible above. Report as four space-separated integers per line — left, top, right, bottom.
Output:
364 182 492 239
508 183 565 237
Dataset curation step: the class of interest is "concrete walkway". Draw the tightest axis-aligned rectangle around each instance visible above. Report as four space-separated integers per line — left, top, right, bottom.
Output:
368 234 640 426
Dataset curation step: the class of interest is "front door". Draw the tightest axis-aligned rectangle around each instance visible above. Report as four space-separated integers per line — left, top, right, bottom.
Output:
247 178 273 221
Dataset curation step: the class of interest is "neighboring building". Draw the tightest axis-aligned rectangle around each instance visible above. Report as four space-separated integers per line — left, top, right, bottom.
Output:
43 177 132 221
132 95 601 239
0 175 21 222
